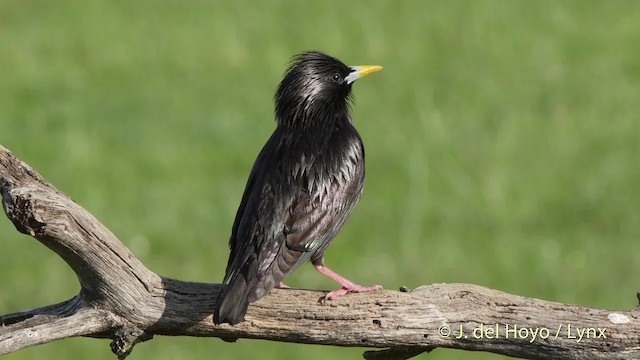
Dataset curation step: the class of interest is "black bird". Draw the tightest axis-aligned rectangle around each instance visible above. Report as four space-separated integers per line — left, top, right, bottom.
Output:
214 51 383 325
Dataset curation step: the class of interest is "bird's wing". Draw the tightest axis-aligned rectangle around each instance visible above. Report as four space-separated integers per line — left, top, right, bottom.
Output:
282 171 360 255
222 128 282 285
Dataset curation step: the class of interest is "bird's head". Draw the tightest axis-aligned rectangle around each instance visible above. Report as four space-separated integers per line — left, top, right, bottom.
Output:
275 51 382 128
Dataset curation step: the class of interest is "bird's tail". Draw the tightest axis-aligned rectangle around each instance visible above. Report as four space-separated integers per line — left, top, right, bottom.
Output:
215 248 295 325
214 272 252 325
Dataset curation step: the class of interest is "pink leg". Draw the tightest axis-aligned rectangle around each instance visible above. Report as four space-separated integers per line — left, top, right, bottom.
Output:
276 282 290 289
314 264 382 301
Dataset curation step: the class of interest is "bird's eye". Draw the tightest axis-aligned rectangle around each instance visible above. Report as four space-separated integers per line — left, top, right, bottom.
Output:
331 73 342 83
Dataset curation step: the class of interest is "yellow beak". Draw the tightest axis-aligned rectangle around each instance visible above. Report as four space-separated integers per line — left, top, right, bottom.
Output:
345 65 383 84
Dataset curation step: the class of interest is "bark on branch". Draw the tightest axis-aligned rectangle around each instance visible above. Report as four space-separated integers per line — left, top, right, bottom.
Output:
1 144 638 360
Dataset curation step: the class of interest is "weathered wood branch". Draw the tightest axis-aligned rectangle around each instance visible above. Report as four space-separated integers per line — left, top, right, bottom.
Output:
1 144 638 360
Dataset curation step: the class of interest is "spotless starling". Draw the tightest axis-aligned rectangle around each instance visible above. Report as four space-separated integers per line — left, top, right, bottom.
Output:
214 51 383 325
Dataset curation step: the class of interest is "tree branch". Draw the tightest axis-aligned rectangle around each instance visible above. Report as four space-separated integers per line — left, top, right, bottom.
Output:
1 144 638 359
0 298 112 355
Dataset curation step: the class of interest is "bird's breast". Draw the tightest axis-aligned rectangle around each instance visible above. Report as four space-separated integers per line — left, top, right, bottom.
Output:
301 135 363 195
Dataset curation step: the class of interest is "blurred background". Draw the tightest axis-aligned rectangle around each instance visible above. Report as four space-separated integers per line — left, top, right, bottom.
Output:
1 1 639 359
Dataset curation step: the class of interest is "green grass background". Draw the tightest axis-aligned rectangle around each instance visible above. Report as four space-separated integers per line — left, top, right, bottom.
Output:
1 1 639 359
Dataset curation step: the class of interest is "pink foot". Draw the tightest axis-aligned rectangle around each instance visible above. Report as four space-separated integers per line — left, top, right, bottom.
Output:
276 282 290 289
324 284 382 301
313 264 382 303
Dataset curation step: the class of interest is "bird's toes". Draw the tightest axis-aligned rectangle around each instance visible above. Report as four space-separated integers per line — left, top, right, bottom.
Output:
318 285 382 304
319 287 349 303
350 284 382 292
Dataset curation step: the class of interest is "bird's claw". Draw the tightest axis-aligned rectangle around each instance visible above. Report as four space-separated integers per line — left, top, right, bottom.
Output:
318 284 382 304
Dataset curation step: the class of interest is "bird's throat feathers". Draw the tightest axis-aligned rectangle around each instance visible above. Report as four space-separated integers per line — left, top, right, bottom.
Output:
277 105 351 135
275 87 352 130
